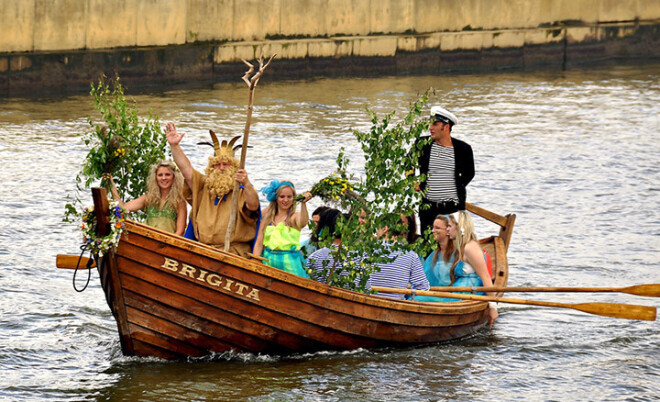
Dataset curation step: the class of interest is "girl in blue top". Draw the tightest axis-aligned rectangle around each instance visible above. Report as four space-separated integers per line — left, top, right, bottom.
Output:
415 214 457 302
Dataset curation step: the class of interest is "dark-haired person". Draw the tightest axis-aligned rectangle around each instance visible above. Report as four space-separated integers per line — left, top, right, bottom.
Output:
306 208 344 283
416 105 474 239
368 214 429 299
300 205 331 258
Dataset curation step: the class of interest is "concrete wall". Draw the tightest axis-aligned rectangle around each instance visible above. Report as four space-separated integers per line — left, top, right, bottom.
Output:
2 0 659 52
1 0 659 94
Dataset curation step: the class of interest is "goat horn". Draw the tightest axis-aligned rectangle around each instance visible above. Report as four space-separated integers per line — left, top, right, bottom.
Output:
228 135 241 148
209 130 220 153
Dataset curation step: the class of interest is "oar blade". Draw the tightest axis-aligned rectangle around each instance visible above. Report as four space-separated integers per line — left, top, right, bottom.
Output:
574 302 657 321
624 284 660 297
56 254 96 269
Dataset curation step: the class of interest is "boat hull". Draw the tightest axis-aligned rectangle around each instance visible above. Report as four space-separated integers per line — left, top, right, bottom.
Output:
99 220 510 359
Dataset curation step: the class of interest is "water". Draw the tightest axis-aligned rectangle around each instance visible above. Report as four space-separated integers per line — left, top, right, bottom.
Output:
1 64 659 401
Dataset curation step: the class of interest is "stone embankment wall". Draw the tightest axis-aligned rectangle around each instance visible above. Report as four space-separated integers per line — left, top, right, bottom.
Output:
1 0 659 94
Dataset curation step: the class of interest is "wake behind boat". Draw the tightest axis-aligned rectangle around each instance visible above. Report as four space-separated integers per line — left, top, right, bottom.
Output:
88 188 515 360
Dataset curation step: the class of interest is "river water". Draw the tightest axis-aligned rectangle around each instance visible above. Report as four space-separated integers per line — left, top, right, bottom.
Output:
1 63 659 401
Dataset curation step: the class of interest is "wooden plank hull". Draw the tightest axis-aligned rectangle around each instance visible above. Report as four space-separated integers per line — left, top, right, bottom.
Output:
99 214 512 360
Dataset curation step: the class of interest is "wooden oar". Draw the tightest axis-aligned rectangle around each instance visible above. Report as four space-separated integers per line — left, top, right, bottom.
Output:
371 286 657 321
56 254 96 269
429 284 660 297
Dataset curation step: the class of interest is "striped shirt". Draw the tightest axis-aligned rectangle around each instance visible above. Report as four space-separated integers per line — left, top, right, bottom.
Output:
368 242 430 300
426 143 459 202
307 246 362 284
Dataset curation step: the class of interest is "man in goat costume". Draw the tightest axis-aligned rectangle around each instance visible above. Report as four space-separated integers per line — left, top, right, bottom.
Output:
166 122 260 256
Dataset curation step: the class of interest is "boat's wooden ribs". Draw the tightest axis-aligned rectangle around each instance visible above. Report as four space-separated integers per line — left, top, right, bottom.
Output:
120 271 331 351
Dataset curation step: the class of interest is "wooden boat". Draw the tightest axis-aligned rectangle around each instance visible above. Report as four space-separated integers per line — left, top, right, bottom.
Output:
91 189 515 360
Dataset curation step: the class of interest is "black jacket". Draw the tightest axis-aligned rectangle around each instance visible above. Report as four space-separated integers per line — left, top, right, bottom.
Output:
416 136 475 210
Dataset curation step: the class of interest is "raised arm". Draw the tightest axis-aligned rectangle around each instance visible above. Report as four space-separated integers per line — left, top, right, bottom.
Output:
106 174 146 212
165 122 193 188
291 191 312 230
107 175 122 204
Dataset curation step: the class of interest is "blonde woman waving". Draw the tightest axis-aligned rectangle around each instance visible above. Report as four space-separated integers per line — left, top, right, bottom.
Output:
108 160 187 236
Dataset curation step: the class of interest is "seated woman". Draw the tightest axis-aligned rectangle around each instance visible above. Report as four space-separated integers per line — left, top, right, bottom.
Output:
108 160 187 236
253 180 312 278
446 210 498 327
415 214 456 302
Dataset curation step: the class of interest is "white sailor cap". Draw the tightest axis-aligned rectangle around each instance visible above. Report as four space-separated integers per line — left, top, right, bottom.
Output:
430 106 458 126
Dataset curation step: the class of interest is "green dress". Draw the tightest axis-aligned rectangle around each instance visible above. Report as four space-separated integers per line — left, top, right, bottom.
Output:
145 204 177 234
262 222 309 278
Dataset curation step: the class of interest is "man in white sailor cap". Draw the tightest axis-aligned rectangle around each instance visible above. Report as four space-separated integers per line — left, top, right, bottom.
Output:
416 105 475 238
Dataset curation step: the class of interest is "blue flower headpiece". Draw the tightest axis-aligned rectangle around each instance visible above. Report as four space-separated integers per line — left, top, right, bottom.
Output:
260 180 295 202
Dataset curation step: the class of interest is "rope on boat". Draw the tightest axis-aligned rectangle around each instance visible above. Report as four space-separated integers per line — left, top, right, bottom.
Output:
72 244 94 292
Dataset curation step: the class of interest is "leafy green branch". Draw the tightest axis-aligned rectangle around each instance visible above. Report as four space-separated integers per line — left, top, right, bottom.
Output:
64 75 168 223
310 89 434 292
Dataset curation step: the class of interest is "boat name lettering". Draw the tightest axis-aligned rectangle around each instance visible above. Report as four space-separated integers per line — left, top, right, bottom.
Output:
161 257 261 301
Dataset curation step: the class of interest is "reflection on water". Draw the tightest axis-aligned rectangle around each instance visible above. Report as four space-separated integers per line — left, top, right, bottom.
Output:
0 64 659 400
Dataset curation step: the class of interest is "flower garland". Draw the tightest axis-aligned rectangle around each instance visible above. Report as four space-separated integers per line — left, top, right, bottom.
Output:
81 201 126 255
296 173 357 203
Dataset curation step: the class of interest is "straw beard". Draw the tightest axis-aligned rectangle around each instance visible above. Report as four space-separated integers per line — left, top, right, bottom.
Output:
204 158 238 199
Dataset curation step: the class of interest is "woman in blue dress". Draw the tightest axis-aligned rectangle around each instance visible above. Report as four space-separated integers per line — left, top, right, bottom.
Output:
415 214 457 302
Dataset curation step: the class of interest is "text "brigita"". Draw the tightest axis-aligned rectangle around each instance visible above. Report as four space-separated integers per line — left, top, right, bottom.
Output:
161 257 261 301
